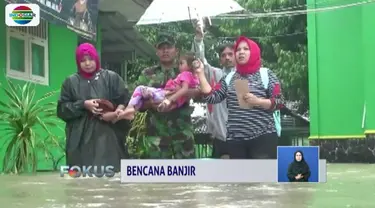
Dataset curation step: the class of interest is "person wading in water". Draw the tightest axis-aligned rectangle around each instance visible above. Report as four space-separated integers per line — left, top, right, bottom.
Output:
57 43 132 172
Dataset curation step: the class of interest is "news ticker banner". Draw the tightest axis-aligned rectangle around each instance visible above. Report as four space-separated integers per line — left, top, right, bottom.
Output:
120 159 327 183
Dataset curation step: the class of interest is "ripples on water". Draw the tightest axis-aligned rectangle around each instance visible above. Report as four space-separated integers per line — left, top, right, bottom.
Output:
0 164 375 208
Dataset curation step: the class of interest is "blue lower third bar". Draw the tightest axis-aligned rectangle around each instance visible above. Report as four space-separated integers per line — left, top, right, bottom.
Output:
120 159 327 183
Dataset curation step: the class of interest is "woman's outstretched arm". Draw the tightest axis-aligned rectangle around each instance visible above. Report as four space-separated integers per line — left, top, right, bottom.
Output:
195 61 228 104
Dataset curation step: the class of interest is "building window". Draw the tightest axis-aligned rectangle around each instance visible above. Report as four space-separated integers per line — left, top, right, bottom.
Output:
6 19 49 85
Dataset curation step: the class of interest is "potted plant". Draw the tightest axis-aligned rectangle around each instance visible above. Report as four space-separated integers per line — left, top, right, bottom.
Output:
36 135 65 171
0 79 61 174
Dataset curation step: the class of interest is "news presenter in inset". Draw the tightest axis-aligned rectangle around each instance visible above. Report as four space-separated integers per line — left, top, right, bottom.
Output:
277 146 319 183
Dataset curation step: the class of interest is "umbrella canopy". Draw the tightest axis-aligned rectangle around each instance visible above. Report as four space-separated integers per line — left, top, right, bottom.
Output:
136 0 245 25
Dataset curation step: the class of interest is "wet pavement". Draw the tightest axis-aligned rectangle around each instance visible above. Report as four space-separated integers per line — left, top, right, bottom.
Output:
0 164 375 208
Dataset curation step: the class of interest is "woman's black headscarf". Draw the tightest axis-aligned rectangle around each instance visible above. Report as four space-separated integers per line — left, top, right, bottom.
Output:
287 150 311 182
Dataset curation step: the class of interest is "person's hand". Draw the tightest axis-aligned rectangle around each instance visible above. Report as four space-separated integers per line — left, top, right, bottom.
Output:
295 174 302 180
193 59 204 75
111 108 123 123
84 99 102 115
195 21 204 40
114 108 123 116
100 112 117 122
243 93 260 106
117 108 135 120
157 99 172 112
162 99 172 106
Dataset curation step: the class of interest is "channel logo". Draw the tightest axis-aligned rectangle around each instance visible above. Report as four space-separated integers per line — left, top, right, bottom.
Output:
5 4 40 27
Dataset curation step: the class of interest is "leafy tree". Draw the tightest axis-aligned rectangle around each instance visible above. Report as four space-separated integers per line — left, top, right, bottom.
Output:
211 0 308 112
129 0 308 113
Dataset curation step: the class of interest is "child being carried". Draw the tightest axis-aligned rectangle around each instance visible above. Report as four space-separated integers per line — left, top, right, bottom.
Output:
118 52 199 120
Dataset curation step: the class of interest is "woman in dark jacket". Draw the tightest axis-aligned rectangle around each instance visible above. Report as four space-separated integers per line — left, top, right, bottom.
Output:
287 150 311 182
57 43 132 172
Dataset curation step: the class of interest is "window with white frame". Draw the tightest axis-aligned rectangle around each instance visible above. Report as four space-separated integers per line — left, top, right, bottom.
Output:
6 19 49 85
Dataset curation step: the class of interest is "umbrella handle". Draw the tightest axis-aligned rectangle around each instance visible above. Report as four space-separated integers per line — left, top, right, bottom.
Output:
197 17 212 34
189 7 211 34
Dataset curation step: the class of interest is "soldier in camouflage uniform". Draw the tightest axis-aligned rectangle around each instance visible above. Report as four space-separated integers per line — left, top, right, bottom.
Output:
135 33 196 159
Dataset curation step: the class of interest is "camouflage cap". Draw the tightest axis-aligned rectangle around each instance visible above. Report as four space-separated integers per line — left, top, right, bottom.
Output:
155 33 176 48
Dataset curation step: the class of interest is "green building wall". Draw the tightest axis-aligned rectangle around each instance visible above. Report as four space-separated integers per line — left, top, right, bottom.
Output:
362 3 375 135
0 1 101 171
307 0 375 139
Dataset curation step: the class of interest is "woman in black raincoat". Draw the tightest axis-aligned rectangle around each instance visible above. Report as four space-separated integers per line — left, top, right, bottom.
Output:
57 43 132 172
287 150 311 182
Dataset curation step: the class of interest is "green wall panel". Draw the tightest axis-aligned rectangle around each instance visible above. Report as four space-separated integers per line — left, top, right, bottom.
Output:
308 0 374 138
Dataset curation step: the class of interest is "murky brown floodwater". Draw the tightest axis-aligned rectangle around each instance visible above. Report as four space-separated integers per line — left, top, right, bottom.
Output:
0 164 375 208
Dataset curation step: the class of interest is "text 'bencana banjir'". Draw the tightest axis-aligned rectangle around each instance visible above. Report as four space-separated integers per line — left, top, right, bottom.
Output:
126 165 196 176
60 165 115 178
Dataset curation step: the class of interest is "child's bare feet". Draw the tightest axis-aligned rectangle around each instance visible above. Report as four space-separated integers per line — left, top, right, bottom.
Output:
118 107 136 120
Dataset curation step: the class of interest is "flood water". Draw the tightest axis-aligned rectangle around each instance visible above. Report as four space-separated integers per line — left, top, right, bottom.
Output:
0 164 374 208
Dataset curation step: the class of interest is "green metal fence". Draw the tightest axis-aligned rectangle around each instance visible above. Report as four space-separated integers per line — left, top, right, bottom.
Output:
280 127 310 146
194 133 212 158
194 127 310 158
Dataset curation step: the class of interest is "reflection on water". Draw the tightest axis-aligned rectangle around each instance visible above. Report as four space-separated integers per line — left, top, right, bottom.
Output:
1 164 375 208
